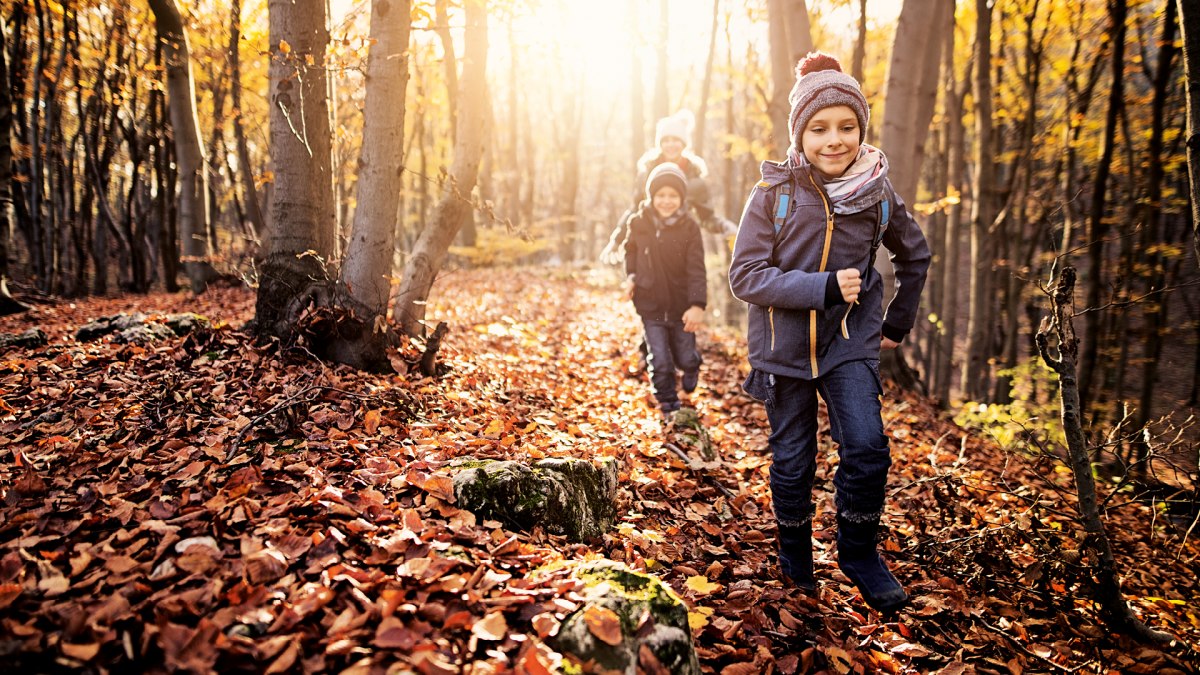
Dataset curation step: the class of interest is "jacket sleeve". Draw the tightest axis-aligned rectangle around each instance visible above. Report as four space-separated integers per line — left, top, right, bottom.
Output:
624 211 641 278
687 222 708 309
728 183 831 311
880 184 932 337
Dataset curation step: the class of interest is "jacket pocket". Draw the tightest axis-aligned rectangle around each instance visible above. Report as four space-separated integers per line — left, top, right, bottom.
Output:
765 307 810 365
816 305 850 357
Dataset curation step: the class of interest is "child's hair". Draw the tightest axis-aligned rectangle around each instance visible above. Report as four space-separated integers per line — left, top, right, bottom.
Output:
645 163 688 202
787 52 870 147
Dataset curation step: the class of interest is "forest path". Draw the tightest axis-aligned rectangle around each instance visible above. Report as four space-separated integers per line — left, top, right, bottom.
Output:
0 267 1196 673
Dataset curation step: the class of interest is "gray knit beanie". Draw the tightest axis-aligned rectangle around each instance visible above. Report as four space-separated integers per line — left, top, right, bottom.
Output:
645 162 688 201
787 52 870 148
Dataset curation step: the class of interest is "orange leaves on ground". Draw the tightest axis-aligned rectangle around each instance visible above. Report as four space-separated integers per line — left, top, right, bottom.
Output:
583 605 623 646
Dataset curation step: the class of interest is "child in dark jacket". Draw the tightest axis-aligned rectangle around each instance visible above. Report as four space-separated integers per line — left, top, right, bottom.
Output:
728 52 931 612
624 162 708 421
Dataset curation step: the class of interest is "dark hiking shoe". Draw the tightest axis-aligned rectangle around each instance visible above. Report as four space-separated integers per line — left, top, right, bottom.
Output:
778 523 816 591
682 369 699 394
836 516 908 612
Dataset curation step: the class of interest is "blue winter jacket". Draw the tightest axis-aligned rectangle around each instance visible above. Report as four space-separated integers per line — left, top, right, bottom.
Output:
728 157 931 380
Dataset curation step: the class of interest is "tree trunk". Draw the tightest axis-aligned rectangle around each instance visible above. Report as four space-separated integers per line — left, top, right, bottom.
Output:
393 0 488 337
693 0 720 159
1036 267 1173 644
629 0 645 168
335 0 413 371
434 0 458 141
254 0 336 341
1179 0 1200 267
851 0 867 84
229 0 267 245
785 0 813 63
1132 0 1178 457
1079 0 1126 410
767 0 793 156
962 0 996 401
654 0 669 122
0 14 15 283
148 0 217 292
878 0 947 389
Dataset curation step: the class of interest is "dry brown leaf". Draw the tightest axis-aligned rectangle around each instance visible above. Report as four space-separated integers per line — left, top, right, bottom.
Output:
583 605 623 647
471 612 508 641
245 548 288 584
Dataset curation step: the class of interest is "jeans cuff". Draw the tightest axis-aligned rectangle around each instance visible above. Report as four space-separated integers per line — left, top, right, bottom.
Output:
777 513 814 528
837 509 882 524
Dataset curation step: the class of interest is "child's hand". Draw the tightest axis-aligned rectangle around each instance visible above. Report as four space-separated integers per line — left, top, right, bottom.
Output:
621 278 635 301
836 268 862 303
881 337 900 350
682 306 705 333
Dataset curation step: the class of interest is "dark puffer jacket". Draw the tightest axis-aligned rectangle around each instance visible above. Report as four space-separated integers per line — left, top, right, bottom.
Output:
728 157 930 380
624 206 707 321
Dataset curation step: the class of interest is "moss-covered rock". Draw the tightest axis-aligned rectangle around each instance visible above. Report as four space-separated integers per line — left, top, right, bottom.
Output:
0 328 47 351
76 312 210 344
163 313 211 336
548 560 700 675
76 313 149 341
451 457 618 542
669 407 716 462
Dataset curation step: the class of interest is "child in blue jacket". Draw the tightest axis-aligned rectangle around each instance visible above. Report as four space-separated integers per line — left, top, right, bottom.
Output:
729 52 930 612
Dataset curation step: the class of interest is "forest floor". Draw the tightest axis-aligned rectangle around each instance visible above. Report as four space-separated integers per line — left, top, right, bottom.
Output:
1 267 1199 674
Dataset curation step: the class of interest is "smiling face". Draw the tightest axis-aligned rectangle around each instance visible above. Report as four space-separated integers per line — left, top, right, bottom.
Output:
659 136 685 162
800 105 861 178
652 186 683 219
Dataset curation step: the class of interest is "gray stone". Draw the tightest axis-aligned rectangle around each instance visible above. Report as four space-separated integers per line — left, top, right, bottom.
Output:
549 560 700 675
163 313 211 336
451 457 618 542
113 322 177 345
0 328 48 351
76 313 149 341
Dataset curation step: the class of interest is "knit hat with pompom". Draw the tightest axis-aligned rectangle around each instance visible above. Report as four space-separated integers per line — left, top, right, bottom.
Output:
787 52 870 148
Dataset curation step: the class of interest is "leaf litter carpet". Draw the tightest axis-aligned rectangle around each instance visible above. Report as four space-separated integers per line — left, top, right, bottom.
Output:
1 268 1198 674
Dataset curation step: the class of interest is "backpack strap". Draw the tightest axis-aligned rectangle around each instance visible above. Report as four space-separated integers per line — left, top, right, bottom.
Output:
867 184 894 271
772 181 792 237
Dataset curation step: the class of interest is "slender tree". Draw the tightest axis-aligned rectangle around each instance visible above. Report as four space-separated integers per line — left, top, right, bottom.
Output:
147 0 217 292
963 0 997 401
393 0 488 336
336 0 413 370
1178 0 1200 266
767 0 793 156
1079 0 1127 408
254 0 336 341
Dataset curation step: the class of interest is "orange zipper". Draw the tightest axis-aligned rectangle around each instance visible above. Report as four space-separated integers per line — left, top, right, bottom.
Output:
806 172 836 377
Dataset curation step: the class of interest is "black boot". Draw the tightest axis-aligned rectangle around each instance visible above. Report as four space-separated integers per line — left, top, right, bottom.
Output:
778 522 816 591
836 516 908 612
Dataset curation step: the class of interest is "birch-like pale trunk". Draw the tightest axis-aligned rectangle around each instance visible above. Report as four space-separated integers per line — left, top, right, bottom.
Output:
253 0 335 341
147 0 216 292
393 0 488 337
343 0 412 313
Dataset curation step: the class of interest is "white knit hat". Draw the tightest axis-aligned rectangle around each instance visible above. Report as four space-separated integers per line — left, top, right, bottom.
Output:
655 110 694 148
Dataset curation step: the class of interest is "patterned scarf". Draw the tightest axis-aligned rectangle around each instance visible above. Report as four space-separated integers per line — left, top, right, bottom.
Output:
789 144 889 214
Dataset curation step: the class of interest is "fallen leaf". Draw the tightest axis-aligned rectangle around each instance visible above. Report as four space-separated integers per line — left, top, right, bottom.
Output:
685 575 721 595
583 605 623 646
472 612 508 641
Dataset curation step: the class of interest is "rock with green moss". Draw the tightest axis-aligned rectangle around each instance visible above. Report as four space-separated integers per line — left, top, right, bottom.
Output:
451 457 618 542
668 407 716 462
163 312 211 336
549 560 700 675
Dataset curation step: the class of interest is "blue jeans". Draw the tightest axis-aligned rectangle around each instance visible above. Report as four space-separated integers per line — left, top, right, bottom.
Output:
642 318 701 412
765 359 891 527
